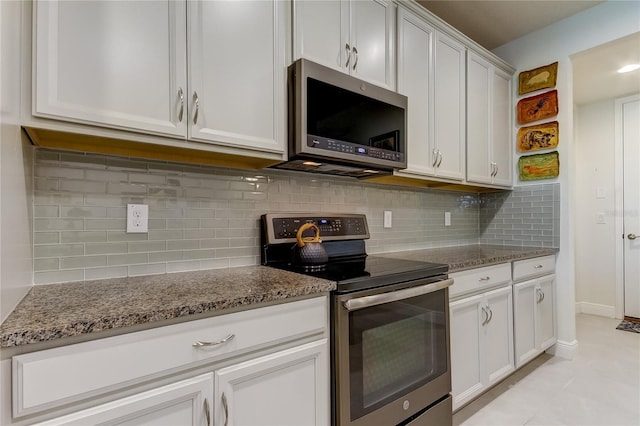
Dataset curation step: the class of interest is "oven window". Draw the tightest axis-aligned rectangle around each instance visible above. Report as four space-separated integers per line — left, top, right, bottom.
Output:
349 291 448 421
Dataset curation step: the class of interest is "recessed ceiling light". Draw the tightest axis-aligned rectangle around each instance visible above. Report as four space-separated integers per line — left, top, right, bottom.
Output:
617 64 640 73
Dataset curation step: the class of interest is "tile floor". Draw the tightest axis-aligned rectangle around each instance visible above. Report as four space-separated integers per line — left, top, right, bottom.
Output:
453 314 640 425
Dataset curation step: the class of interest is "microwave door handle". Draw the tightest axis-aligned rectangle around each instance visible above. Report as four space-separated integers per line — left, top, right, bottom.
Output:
343 278 453 311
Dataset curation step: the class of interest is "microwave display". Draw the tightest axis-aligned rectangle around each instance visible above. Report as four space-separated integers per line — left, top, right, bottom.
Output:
307 78 404 154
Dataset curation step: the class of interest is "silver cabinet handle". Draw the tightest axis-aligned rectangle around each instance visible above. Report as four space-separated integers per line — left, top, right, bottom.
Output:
177 87 184 122
481 306 489 326
437 151 443 168
343 278 453 311
192 91 199 125
193 333 235 347
352 46 358 70
536 288 544 303
222 392 229 426
204 398 211 426
494 164 499 177
432 149 438 167
478 276 491 281
540 289 545 303
345 43 351 68
487 306 493 324
628 233 637 240
534 265 544 269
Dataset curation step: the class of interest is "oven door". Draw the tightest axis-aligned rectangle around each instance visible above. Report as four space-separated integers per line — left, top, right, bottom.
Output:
333 277 453 426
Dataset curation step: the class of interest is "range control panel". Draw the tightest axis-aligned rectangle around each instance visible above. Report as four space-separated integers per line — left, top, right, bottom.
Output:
262 213 370 244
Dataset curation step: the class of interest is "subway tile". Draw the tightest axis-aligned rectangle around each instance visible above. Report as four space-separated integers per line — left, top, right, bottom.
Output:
85 170 128 183
182 249 216 260
85 242 128 255
35 192 84 206
34 258 60 271
60 180 106 194
34 270 84 284
107 182 147 195
35 178 59 192
61 255 107 269
128 263 166 276
167 240 199 251
35 218 84 231
85 219 127 230
85 266 128 281
61 231 107 243
61 206 107 218
166 219 199 229
107 253 149 266
128 173 167 185
128 241 166 253
166 260 201 273
35 205 60 218
36 166 84 179
107 231 150 242
148 229 183 240
149 251 184 263
34 232 60 244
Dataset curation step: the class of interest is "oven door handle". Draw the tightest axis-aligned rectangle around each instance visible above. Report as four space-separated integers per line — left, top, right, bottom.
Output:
343 278 453 311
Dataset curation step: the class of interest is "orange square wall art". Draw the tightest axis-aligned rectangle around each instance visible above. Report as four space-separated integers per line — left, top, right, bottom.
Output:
517 121 559 153
518 151 560 181
517 90 559 125
518 62 558 95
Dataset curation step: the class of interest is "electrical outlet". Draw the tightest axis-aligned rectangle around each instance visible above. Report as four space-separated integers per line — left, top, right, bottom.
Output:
383 210 393 228
445 211 451 227
127 204 148 233
596 212 606 224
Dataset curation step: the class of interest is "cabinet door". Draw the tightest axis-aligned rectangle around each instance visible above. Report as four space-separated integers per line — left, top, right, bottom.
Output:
350 0 395 89
396 6 435 177
482 286 515 386
433 32 466 180
491 68 513 186
449 294 483 411
536 275 557 351
293 0 348 72
34 374 213 426
215 340 329 426
34 0 187 137
513 279 538 367
466 52 492 185
188 0 287 154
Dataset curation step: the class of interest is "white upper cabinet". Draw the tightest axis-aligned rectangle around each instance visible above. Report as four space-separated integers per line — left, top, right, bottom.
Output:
33 0 287 155
396 6 465 181
293 0 395 90
33 0 188 137
187 0 287 153
466 51 513 187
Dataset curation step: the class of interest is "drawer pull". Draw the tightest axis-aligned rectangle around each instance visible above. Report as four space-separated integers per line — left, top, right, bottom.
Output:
478 276 491 281
534 265 544 269
204 397 211 426
193 333 235 347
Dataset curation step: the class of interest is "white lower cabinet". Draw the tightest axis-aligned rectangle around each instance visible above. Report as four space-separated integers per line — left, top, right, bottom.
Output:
450 284 514 411
34 374 214 426
10 297 329 426
215 339 329 426
513 274 557 367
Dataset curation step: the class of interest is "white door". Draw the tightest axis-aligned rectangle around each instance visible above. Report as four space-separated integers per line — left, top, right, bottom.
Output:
215 340 329 426
433 32 466 180
491 68 513 186
396 6 435 177
623 97 640 318
482 286 515 386
350 0 395 89
466 52 492 185
34 374 213 426
513 279 538 367
33 0 187 137
536 275 557 350
187 0 287 154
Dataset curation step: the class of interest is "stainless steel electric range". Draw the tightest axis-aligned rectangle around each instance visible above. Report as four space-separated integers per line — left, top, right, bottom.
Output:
261 213 453 426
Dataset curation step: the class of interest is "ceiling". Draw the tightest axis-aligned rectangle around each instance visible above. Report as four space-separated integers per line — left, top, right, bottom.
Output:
417 1 640 105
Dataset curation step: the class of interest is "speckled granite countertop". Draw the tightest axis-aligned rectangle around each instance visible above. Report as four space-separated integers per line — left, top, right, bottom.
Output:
0 266 335 349
378 244 558 272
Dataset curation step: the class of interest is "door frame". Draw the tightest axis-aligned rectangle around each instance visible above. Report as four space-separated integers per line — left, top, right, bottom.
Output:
614 93 640 319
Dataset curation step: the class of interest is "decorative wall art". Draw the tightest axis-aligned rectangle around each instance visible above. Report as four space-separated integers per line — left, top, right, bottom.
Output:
518 62 558 95
518 151 559 181
517 121 559 153
517 90 558 124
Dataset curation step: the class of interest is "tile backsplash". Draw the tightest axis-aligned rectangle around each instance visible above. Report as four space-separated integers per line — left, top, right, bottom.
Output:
32 150 559 284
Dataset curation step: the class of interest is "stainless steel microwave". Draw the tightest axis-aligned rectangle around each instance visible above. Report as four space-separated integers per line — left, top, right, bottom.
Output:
274 59 407 178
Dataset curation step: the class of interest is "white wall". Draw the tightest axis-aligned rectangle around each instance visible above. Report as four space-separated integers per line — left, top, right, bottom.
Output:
574 100 618 317
493 0 640 358
1 0 33 322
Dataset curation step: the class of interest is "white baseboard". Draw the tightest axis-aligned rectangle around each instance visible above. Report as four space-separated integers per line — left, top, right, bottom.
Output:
575 301 616 318
548 339 578 360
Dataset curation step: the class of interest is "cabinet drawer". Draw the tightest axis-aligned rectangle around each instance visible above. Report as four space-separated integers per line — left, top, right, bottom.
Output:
13 297 327 417
512 255 556 282
449 263 511 299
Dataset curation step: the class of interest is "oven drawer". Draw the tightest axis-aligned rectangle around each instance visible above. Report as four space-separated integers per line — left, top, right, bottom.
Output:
406 395 452 426
449 263 511 299
513 255 556 282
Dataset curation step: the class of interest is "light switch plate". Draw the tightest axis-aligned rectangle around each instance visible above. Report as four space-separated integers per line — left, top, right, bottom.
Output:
596 212 606 224
383 210 392 228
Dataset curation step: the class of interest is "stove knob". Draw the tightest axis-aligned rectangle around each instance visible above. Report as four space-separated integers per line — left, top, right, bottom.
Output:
403 400 410 411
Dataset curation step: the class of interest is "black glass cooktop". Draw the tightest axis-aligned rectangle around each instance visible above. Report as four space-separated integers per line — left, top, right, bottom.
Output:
271 255 448 294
